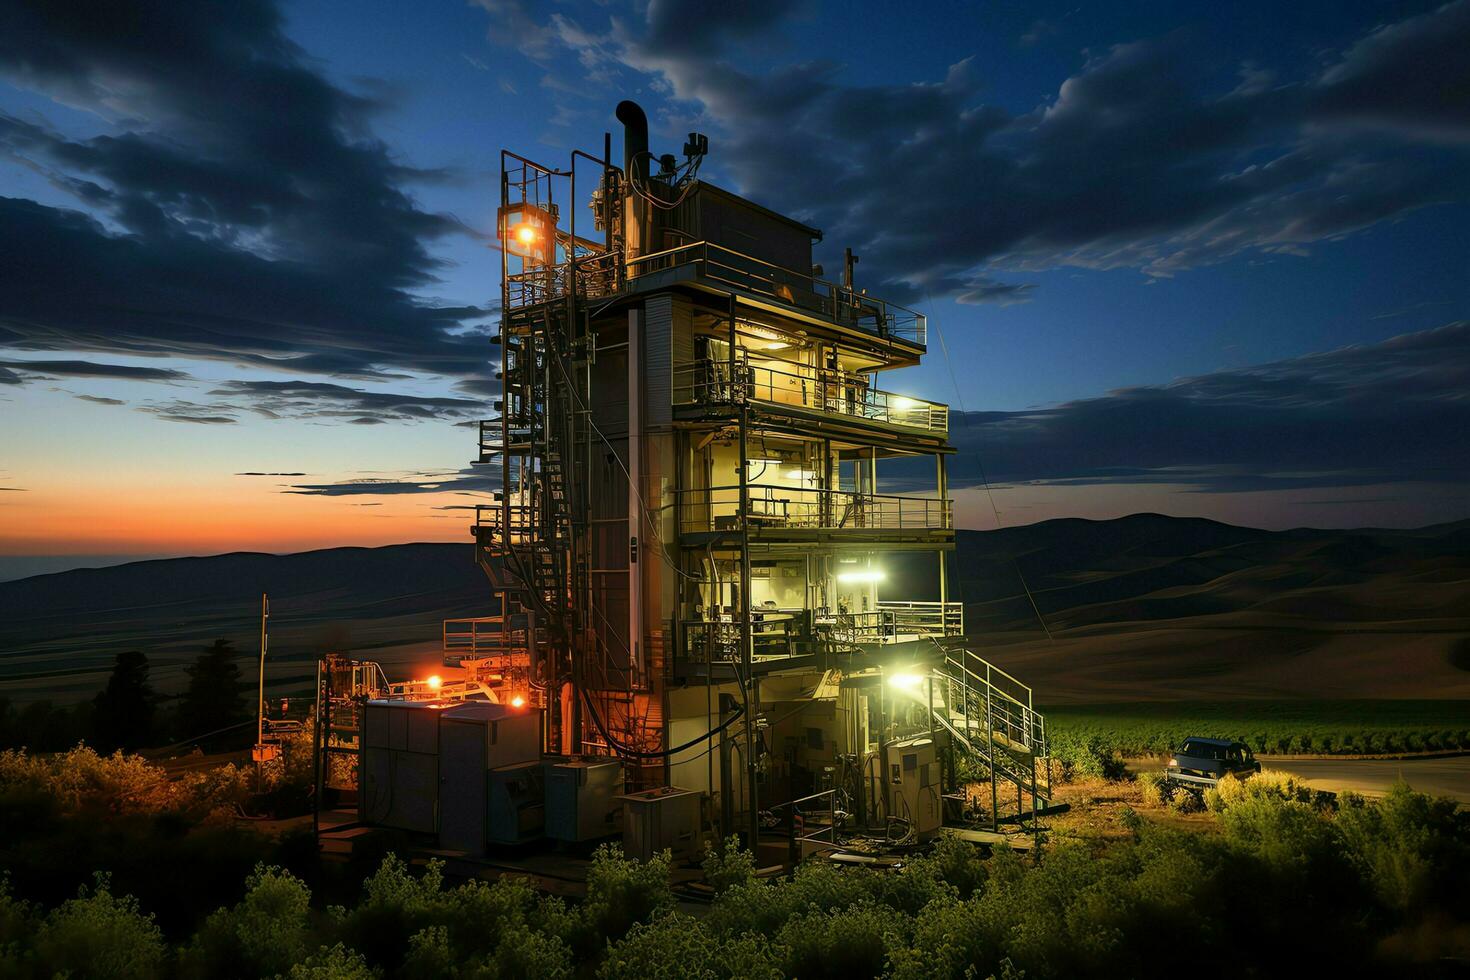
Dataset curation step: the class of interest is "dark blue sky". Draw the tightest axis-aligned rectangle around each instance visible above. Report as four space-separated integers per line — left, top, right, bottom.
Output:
0 0 1466 568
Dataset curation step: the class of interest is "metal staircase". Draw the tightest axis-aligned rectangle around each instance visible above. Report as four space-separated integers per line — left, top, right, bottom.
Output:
922 639 1052 827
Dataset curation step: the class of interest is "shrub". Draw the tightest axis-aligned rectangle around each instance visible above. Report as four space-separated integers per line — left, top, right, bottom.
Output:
1136 770 1168 807
1168 786 1203 813
598 912 721 980
484 919 574 979
287 942 378 979
776 901 895 980
701 836 757 895
1335 782 1470 917
582 844 675 946
32 873 166 979
0 745 247 823
181 863 315 978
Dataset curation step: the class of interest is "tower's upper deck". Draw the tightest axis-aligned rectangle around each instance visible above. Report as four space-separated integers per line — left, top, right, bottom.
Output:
498 108 926 367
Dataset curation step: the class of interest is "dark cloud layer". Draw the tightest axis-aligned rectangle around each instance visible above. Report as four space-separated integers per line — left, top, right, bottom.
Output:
284 466 497 497
516 0 1470 304
926 321 1470 494
0 0 488 378
0 357 186 383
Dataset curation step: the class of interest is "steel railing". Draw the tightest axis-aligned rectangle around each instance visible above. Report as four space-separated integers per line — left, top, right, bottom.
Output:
678 484 952 534
673 356 947 432
876 600 964 637
627 241 926 347
819 602 964 644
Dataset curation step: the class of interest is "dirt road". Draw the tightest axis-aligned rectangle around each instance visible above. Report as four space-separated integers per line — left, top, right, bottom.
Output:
1268 755 1470 803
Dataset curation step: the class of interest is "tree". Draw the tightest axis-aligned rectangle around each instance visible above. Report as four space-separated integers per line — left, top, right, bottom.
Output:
91 651 157 752
178 639 247 744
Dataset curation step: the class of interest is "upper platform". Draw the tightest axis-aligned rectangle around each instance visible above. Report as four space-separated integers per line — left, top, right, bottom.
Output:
505 239 926 359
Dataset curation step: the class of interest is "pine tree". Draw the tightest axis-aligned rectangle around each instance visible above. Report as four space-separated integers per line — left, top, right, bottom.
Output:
91 651 157 751
178 639 247 743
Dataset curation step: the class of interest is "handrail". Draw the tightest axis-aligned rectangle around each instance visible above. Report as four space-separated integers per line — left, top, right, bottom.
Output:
673 356 948 432
626 240 927 347
678 483 952 533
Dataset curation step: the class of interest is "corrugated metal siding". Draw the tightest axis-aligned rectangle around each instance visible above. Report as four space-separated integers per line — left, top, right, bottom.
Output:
670 296 693 406
644 296 673 428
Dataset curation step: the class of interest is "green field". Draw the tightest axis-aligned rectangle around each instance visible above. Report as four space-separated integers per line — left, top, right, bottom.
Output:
1047 699 1470 760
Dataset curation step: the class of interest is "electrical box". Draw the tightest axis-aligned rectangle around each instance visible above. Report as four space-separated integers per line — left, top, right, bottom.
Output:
545 758 623 843
437 703 543 854
884 736 943 840
441 701 542 767
488 761 545 845
619 787 701 863
361 700 449 834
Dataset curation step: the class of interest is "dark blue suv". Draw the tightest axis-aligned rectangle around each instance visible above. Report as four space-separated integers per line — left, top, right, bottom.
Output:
1166 737 1260 788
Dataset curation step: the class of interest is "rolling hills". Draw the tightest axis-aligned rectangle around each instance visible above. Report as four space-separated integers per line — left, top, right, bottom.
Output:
2 514 1467 705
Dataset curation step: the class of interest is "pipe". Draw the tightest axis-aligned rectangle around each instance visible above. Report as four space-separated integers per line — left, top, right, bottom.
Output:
616 100 648 181
617 100 650 262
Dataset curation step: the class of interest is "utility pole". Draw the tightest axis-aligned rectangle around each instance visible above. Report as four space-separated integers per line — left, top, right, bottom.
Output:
255 592 269 791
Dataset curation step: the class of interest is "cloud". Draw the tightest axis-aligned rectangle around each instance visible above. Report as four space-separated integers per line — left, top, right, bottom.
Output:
284 466 498 496
235 472 308 477
208 379 488 423
0 357 187 382
921 321 1470 494
0 0 490 379
74 394 125 405
492 0 1470 302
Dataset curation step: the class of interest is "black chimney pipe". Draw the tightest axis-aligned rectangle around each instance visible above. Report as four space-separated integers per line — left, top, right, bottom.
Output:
616 100 648 182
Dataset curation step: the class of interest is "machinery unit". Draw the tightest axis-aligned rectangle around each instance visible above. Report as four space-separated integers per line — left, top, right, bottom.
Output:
438 702 543 854
488 760 546 845
545 759 624 843
619 786 702 863
360 699 447 834
884 736 943 840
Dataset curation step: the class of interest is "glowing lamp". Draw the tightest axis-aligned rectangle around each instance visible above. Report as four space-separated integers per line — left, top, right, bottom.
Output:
426 674 442 691
889 396 918 411
836 569 885 584
510 695 526 709
498 204 553 261
889 673 924 690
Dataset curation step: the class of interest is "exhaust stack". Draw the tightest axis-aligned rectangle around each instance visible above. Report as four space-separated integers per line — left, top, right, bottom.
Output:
616 101 650 260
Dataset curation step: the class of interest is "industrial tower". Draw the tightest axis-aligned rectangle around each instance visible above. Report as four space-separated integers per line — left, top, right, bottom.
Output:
444 102 1050 842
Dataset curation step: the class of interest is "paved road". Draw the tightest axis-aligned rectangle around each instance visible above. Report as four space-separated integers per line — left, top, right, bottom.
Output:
1268 756 1470 803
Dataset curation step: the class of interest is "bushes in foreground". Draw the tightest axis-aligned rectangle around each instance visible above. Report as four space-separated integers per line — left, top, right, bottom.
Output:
1 781 1467 979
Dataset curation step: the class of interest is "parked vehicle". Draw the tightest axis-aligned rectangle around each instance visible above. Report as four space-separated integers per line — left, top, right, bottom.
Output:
1165 737 1260 788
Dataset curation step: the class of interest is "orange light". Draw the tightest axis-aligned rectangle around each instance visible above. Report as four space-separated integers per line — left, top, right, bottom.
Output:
426 674 442 691
510 695 526 709
513 223 537 246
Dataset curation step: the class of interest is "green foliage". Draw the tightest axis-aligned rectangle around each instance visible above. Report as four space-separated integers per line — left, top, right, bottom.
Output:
1334 782 1470 918
581 843 675 945
32 873 166 979
1167 785 1202 813
0 745 248 823
778 901 896 980
288 942 379 979
701 836 757 895
181 864 315 978
1048 699 1470 759
1136 770 1168 807
1 778 1468 979
1048 733 1127 781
